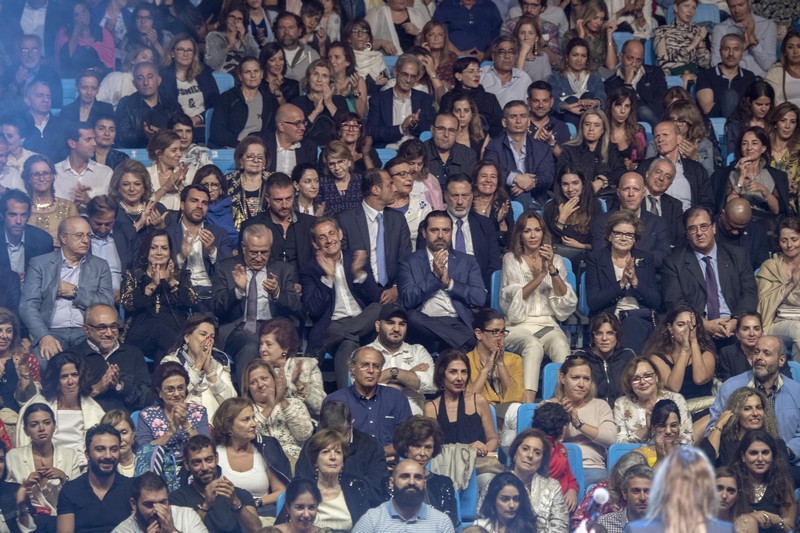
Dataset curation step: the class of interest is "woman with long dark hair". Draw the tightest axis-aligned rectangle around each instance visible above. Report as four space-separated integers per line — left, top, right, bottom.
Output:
471 160 511 246
205 2 259 73
757 217 800 353
328 41 368 117
716 466 758 533
475 471 540 533
766 102 800 211
54 0 114 75
274 478 324 533
122 3 169 61
606 86 646 170
726 81 775 158
448 94 490 158
543 167 602 258
547 38 607 126
120 229 197 362
261 43 302 105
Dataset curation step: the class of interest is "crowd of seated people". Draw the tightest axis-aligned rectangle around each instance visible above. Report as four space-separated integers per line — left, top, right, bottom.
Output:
0 0 800 531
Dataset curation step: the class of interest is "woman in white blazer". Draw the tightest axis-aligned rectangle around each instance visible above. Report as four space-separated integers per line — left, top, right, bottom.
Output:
365 0 429 56
16 353 105 462
7 403 83 522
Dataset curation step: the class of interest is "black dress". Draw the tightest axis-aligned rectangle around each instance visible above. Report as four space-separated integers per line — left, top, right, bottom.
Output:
436 393 487 445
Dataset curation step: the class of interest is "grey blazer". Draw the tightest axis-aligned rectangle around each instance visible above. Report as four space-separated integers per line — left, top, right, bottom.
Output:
19 251 114 345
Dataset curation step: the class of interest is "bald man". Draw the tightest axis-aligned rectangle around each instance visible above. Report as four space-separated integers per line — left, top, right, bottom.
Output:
20 216 114 364
267 103 317 173
716 197 770 269
604 39 668 126
590 172 671 267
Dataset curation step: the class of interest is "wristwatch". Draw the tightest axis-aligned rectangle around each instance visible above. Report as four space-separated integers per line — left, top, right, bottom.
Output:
549 268 559 277
231 500 244 512
254 497 263 508
574 419 585 430
390 367 399 382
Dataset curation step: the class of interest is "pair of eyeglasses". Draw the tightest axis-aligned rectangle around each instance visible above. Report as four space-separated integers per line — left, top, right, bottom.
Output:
611 230 635 240
630 372 656 384
482 328 509 337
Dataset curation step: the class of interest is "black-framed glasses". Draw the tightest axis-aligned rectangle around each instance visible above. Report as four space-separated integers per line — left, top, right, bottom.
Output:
611 230 635 240
85 323 119 333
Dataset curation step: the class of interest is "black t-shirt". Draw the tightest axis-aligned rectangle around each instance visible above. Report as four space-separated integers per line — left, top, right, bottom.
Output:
696 65 757 116
170 483 255 533
57 473 134 533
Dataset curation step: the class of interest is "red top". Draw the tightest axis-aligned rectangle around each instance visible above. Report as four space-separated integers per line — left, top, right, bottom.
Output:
547 435 579 495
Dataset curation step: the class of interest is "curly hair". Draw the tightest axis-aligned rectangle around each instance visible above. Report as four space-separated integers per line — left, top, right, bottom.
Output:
393 415 445 459
720 387 780 441
41 352 92 401
532 401 570 441
732 430 794 516
643 303 715 358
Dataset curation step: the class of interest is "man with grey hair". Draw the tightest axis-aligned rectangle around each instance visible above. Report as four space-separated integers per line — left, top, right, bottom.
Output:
115 62 179 147
644 158 684 246
697 33 757 118
295 400 389 507
367 54 436 147
480 35 533 108
710 0 776 78
20 216 114 363
708 336 800 466
213 223 301 371
323 346 412 459
597 465 654 532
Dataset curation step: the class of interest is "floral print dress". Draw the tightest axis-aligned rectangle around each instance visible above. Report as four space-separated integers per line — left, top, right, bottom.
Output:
134 403 210 463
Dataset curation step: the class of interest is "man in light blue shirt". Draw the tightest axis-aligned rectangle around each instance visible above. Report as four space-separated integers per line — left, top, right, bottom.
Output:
352 459 454 533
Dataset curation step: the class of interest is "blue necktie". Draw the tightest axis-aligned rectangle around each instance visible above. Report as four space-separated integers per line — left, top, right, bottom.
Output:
376 212 388 286
455 218 466 253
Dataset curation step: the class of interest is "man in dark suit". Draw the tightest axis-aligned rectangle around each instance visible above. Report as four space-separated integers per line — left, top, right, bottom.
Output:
300 217 382 388
591 172 671 268
643 158 684 247
115 62 180 148
87 195 136 304
662 206 758 344
484 100 555 208
397 210 486 351
0 189 53 282
604 40 668 126
2 33 63 106
366 54 435 147
716 197 770 270
338 167 411 305
212 223 302 372
424 113 477 189
637 121 716 215
167 184 234 305
20 216 114 363
267 104 318 173
240 172 316 272
69 303 155 412
23 80 67 162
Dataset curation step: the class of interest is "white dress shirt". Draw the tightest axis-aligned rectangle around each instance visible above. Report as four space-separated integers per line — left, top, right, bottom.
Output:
362 201 383 280
449 213 474 254
275 134 299 175
322 254 364 321
235 266 273 321
50 252 85 329
91 231 122 290
54 158 113 202
419 248 458 318
479 65 533 108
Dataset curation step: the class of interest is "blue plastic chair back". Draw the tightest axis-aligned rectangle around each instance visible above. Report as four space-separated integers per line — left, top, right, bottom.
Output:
118 149 150 165
607 442 643 470
489 404 498 433
459 467 479 522
567 122 577 137
204 108 214 146
376 148 397 167
384 55 400 76
212 72 235 93
511 200 523 221
639 121 653 143
564 442 585 499
131 410 140 429
789 361 800 381
490 270 502 313
666 76 683 88
542 362 561 400
644 38 654 65
420 130 432 142
209 149 236 173
612 32 634 55
561 256 576 293
516 403 538 434
579 271 589 315
276 491 286 516
727 152 734 165
62 79 77 106
598 197 608 213
666 3 719 24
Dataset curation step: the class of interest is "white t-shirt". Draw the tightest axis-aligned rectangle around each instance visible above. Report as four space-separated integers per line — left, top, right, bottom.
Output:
215 445 270 498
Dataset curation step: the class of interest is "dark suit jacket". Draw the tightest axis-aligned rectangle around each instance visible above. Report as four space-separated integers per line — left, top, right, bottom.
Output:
69 340 156 412
366 88 435 145
58 99 115 125
212 256 302 346
424 140 478 189
0 224 54 272
591 209 671 268
716 220 770 271
209 84 277 148
299 250 383 352
19 251 114 345
604 65 668 118
165 218 234 279
397 247 486 329
337 204 411 288
0 266 20 313
585 249 661 314
655 192 685 247
111 221 138 271
638 156 716 214
483 133 555 207
239 211 317 272
264 133 317 173
662 242 758 319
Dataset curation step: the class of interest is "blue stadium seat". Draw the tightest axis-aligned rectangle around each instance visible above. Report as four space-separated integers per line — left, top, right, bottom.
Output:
564 442 585 498
598 197 608 213
118 149 150 165
209 149 236 173
516 403 538 434
131 410 140 428
542 362 561 400
384 55 399 76
665 76 683 88
212 72 235 93
376 148 397 167
710 117 726 157
62 79 77 106
567 122 577 137
639 121 653 143
490 270 502 313
420 130 432 142
727 152 734 165
459 468 479 522
612 32 634 55
511 200 523 221
579 271 589 316
204 108 214 146
644 39 654 66
789 361 800 381
607 442 643 470
276 491 285 516
667 3 720 24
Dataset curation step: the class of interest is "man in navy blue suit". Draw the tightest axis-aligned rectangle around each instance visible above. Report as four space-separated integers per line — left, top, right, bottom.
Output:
0 189 53 283
300 217 383 388
366 55 435 147
591 172 671 268
397 210 486 351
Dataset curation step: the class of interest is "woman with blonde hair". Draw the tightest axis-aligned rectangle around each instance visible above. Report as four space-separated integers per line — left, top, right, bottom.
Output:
765 30 800 107
766 102 800 211
418 21 457 88
625 446 731 532
108 159 169 234
318 140 362 216
560 0 617 76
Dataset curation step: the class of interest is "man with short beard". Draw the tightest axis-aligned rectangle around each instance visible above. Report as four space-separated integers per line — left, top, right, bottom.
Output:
597 465 653 532
112 472 208 533
57 424 134 533
274 12 320 83
352 459 454 532
708 336 800 467
171 435 261 533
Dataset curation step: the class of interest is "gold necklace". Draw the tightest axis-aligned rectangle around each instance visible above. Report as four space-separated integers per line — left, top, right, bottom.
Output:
34 199 55 210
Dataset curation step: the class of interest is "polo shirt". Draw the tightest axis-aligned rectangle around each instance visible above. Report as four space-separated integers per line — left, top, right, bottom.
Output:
323 384 412 447
432 0 501 53
696 65 756 117
352 500 454 533
57 472 134 533
170 479 255 533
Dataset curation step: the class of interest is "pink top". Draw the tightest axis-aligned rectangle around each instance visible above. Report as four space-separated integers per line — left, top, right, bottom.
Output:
54 27 115 71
